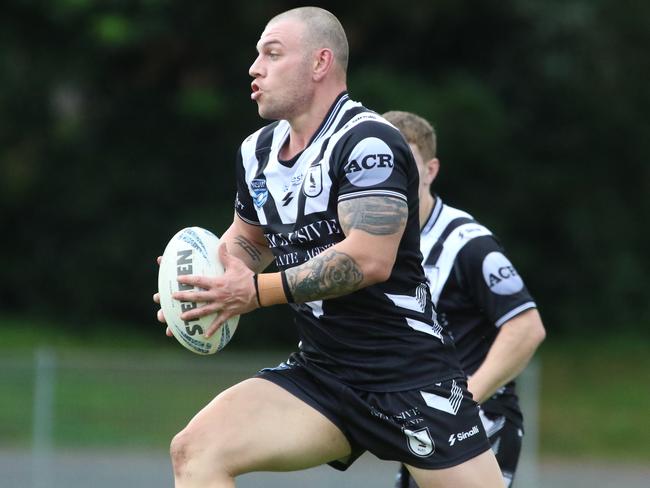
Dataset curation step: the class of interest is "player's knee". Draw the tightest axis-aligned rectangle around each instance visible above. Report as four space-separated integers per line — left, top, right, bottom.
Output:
170 429 194 478
170 424 233 479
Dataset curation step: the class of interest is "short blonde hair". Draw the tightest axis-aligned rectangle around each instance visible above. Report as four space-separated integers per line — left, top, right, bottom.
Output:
383 111 437 160
268 7 349 73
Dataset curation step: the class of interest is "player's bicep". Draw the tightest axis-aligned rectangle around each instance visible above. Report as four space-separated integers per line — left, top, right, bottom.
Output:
338 195 408 237
336 196 406 281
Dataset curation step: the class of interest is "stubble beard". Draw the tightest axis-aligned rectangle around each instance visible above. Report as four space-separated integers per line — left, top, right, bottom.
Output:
258 62 313 121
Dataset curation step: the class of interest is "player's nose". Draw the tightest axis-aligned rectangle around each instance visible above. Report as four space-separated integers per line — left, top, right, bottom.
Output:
249 54 263 78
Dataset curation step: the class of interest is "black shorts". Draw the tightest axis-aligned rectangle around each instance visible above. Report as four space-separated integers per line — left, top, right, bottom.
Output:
256 356 490 471
394 407 523 487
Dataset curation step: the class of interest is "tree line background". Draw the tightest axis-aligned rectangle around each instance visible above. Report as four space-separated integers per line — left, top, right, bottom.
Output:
2 0 648 345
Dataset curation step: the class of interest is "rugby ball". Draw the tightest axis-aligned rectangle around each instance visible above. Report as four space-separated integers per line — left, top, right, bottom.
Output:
157 227 239 355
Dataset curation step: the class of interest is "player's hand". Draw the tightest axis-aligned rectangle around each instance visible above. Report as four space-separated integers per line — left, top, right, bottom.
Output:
154 256 173 337
172 244 259 337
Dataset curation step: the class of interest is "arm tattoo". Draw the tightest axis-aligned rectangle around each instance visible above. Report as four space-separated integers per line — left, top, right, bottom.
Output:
338 196 408 235
285 250 363 303
234 235 262 262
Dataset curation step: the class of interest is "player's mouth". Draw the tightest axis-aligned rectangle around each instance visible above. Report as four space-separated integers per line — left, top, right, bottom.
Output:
251 82 261 101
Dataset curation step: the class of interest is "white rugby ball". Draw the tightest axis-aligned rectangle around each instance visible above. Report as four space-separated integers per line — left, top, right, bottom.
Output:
158 227 239 355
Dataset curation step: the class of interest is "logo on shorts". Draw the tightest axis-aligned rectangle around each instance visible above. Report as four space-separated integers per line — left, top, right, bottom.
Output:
448 425 480 447
420 380 463 416
404 427 435 457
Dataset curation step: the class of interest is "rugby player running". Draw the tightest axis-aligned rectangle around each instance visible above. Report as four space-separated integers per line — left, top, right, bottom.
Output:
155 8 506 488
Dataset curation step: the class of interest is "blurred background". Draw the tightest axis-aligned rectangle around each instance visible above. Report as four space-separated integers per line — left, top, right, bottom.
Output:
1 0 649 486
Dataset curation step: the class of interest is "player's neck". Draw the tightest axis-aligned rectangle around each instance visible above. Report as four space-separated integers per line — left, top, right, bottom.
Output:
419 193 435 229
280 84 347 160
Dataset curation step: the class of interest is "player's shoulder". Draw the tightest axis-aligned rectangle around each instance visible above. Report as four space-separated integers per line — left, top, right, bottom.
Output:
330 107 413 175
450 213 508 267
440 202 476 223
435 201 502 259
335 109 407 147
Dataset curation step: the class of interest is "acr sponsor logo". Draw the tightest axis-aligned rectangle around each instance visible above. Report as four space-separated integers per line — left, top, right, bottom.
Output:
345 153 393 172
250 179 268 209
481 252 524 295
448 425 480 447
344 137 394 187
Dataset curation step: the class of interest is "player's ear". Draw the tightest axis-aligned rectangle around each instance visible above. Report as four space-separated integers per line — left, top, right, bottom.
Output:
425 158 440 184
313 48 334 81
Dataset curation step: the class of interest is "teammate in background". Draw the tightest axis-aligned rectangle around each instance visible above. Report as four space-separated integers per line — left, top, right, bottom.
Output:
383 110 546 488
154 7 506 488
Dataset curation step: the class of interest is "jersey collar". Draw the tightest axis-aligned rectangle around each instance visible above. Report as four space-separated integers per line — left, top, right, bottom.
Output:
310 91 350 145
422 194 443 234
277 91 350 167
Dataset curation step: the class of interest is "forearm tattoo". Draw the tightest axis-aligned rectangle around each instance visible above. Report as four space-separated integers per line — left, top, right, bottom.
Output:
285 250 363 303
234 235 262 262
338 196 408 235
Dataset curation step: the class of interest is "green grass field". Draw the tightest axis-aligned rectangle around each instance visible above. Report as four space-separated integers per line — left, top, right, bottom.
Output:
1 318 648 462
538 335 650 461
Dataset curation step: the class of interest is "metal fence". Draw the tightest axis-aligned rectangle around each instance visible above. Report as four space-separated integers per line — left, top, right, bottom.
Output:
3 348 542 488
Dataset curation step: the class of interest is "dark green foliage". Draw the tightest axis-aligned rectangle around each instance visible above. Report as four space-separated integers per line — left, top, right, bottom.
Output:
1 0 648 340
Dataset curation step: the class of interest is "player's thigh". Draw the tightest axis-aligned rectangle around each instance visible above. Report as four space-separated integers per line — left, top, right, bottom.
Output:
175 377 352 474
406 449 505 488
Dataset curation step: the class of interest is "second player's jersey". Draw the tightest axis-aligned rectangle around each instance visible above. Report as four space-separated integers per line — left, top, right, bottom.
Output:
234 92 462 391
420 197 536 422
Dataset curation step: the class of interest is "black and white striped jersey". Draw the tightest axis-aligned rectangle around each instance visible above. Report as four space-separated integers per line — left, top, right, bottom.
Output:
234 92 462 391
421 196 536 422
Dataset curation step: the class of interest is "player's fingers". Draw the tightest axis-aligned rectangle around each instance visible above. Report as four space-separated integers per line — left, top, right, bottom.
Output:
153 292 160 304
173 289 214 304
156 256 162 265
166 327 173 337
205 313 230 338
157 309 166 324
180 303 220 322
177 274 213 289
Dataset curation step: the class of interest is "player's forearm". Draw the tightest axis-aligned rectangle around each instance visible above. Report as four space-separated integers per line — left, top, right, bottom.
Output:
284 245 365 303
468 308 546 403
220 223 274 273
257 238 390 306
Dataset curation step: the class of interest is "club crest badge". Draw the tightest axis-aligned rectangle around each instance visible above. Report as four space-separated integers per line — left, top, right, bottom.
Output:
303 163 322 197
404 426 435 457
250 179 268 209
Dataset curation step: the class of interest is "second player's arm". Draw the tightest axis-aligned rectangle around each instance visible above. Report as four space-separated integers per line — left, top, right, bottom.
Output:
467 308 546 404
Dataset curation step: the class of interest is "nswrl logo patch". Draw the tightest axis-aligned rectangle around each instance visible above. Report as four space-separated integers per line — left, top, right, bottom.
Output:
250 179 268 209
